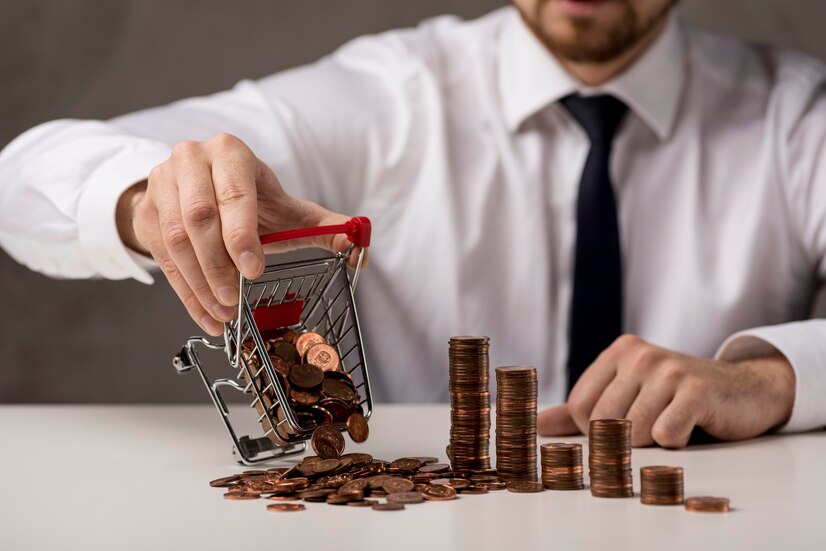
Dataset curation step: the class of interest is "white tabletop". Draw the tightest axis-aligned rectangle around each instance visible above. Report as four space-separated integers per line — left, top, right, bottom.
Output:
1 404 823 551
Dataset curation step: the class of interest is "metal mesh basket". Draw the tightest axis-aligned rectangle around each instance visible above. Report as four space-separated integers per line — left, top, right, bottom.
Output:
172 217 373 464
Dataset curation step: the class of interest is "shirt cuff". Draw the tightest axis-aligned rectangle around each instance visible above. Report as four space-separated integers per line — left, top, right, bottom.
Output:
76 143 170 284
715 320 826 433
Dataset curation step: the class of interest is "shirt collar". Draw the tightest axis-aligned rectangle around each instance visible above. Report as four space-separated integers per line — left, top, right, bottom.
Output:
498 9 685 141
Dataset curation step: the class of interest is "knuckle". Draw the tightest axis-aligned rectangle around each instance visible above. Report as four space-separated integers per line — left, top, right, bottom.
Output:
202 260 233 282
162 221 191 252
171 140 199 157
650 424 676 447
160 259 181 281
567 393 588 421
181 291 203 315
216 180 248 206
224 225 253 252
182 199 219 227
209 132 242 150
658 359 687 384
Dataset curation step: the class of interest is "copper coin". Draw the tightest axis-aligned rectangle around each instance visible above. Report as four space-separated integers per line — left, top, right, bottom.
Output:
372 502 405 511
267 502 305 512
312 458 343 475
418 463 450 474
458 487 488 495
290 388 320 406
348 499 377 507
321 378 358 404
272 340 301 365
267 495 298 501
223 492 260 500
289 363 325 390
421 484 457 501
685 497 730 512
386 491 424 505
382 477 415 494
339 479 370 494
431 478 470 489
346 411 369 443
390 458 425 471
209 475 241 488
506 481 545 493
311 425 346 459
270 355 292 378
295 332 327 357
306 343 340 372
318 397 352 423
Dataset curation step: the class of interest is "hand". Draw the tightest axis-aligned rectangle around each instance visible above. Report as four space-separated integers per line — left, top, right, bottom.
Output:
537 334 796 448
116 133 361 336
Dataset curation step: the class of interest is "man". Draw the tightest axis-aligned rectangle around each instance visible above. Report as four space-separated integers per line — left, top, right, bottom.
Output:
1 0 825 448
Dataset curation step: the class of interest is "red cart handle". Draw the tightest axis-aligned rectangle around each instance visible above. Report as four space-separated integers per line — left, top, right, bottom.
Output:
259 216 371 248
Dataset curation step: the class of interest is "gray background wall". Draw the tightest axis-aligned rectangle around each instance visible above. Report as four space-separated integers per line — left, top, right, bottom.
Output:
1 0 824 403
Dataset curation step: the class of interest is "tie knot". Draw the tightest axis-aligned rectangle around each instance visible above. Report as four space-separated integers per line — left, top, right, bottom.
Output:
560 94 628 145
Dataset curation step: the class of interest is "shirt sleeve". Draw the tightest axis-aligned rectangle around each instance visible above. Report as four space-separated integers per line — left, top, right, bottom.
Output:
0 31 420 283
716 52 826 434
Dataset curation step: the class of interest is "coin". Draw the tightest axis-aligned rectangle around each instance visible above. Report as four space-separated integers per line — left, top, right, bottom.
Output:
506 481 545 493
346 411 369 443
312 458 342 475
685 496 730 512
272 340 301 365
389 458 424 472
289 363 325 390
311 425 346 459
382 477 415 494
209 475 241 488
266 503 305 512
372 502 405 511
421 484 457 501
387 491 424 505
306 343 341 372
418 463 450 474
223 492 260 500
295 332 327 358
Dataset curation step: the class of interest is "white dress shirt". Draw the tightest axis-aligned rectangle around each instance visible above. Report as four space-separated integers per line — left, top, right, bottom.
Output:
2 8 826 431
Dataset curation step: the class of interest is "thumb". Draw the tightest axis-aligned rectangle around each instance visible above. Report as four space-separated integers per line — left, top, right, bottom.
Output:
538 404 581 437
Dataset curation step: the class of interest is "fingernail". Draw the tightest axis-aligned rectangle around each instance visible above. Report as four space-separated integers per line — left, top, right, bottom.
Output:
213 304 236 321
217 286 237 306
200 316 223 336
239 251 262 279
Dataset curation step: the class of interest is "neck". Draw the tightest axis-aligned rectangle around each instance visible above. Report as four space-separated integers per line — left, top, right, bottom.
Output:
556 17 668 87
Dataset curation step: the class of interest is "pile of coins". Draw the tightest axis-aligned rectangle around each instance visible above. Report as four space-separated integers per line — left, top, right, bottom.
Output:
210 453 547 512
640 466 684 505
239 329 367 445
448 336 491 471
589 419 633 498
540 443 584 490
495 365 538 482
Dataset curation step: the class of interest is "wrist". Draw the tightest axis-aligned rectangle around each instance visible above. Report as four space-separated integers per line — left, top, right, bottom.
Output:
745 353 796 430
116 179 149 255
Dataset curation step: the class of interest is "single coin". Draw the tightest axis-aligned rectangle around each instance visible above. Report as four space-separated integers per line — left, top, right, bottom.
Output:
209 475 241 488
418 463 450 474
311 425 346 459
346 411 369 443
372 502 405 511
321 378 358 404
382 477 416 494
267 502 305 512
431 478 471 489
347 499 377 507
458 487 488 495
421 484 457 501
506 481 545 493
390 458 425 471
306 343 341 372
272 340 301 365
223 492 260 500
267 495 298 501
318 397 352 423
339 479 370 494
312 458 343 475
289 363 325 390
296 332 327 358
386 491 424 505
685 497 730 513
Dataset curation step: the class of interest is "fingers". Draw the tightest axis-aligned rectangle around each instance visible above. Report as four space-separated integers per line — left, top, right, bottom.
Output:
589 378 641 421
625 383 678 447
566 339 626 433
177 149 240 308
154 167 236 324
538 404 581 436
650 389 704 449
210 135 263 280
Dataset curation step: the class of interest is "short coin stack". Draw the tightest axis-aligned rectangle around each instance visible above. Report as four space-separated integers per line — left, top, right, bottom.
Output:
540 443 584 490
640 466 684 505
588 419 633 497
448 336 492 471
685 496 730 513
495 366 538 482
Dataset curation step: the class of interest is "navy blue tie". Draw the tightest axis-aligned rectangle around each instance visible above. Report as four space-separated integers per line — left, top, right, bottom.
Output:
560 94 628 394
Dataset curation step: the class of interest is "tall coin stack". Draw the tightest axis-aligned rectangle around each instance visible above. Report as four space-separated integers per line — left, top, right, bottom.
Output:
588 419 633 497
640 466 684 505
540 443 585 490
448 336 491 471
495 366 538 482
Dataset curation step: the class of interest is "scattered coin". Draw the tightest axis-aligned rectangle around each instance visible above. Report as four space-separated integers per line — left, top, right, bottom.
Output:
372 502 405 511
266 503 305 512
311 425 346 459
421 484 457 501
685 496 730 513
506 481 545 493
346 411 369 443
223 492 260 500
209 475 241 488
382 477 415 494
386 491 425 505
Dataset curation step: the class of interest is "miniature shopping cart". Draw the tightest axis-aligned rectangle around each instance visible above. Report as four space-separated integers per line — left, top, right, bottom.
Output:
172 217 373 465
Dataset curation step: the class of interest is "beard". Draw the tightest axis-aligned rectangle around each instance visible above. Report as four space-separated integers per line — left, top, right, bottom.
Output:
520 0 676 64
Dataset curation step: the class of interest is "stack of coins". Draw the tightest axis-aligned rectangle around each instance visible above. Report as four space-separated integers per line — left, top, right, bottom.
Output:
684 496 730 513
540 443 584 490
588 419 633 498
640 466 684 505
448 336 492 471
495 366 538 482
